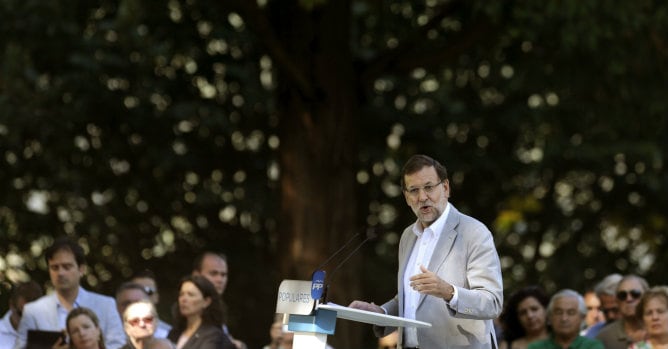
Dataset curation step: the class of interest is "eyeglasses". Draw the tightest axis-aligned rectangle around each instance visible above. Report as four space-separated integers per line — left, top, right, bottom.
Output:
616 289 642 301
127 316 154 327
142 286 156 296
404 179 444 197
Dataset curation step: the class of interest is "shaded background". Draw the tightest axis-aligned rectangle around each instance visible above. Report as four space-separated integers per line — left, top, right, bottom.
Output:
1 0 667 348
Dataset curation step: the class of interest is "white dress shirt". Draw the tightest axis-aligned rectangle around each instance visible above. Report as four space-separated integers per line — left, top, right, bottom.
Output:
402 203 452 347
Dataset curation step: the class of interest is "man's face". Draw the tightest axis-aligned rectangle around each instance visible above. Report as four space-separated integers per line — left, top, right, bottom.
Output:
550 296 583 340
116 289 149 317
617 278 644 318
194 254 228 296
48 249 83 293
599 293 620 322
584 291 604 327
403 166 449 229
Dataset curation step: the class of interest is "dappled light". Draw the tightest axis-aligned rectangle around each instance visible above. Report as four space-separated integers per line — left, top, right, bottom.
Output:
1 2 667 348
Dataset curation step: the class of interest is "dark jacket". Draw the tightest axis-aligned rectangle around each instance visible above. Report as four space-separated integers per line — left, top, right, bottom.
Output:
167 324 234 349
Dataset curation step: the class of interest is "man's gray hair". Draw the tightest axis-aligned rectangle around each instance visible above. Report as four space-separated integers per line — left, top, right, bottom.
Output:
594 273 623 296
547 289 587 317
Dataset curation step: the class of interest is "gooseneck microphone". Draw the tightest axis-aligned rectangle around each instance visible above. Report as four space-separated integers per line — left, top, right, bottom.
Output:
311 229 378 303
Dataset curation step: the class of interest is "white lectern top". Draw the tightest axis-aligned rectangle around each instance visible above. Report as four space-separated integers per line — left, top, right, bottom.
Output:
317 302 431 328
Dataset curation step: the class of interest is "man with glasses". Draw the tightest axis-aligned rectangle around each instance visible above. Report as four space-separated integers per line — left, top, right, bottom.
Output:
596 274 649 349
349 154 503 349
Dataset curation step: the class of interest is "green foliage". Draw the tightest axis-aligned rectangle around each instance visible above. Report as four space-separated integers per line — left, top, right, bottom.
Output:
1 0 667 347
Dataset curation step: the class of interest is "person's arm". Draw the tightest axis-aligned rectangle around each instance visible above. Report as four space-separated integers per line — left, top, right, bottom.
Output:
448 224 503 319
14 303 38 349
101 297 127 349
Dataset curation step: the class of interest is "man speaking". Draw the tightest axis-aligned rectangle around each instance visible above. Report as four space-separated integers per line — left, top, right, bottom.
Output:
350 154 503 349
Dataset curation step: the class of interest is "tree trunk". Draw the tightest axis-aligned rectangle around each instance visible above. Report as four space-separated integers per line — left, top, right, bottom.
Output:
273 0 363 347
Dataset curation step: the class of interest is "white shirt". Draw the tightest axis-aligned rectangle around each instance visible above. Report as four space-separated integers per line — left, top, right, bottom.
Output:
402 203 453 347
0 310 18 348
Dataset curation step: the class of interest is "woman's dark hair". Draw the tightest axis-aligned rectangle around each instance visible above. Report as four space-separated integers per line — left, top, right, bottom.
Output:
172 275 224 332
499 285 549 343
66 307 106 349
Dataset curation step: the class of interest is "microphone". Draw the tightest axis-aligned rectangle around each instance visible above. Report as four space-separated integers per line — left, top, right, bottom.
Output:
311 228 378 303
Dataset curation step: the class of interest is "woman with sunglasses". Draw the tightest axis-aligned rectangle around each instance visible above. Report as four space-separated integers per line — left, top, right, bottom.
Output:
596 274 649 349
498 285 550 349
630 286 668 349
66 307 105 349
168 275 234 349
122 300 174 349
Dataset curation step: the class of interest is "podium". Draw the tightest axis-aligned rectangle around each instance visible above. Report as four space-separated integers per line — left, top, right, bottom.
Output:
276 280 431 349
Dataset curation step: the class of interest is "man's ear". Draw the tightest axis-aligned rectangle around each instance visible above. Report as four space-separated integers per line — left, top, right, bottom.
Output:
78 264 87 276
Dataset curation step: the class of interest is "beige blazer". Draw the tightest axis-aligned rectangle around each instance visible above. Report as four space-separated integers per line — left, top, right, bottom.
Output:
378 205 503 349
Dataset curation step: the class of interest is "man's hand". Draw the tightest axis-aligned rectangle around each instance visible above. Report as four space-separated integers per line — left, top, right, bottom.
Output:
348 300 385 314
409 265 455 301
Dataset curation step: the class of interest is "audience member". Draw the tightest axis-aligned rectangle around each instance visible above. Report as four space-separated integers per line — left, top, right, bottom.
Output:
585 273 623 338
121 300 174 349
349 154 503 349
131 270 172 338
262 314 284 349
192 252 246 349
279 331 294 349
581 290 604 335
66 307 106 349
117 282 151 318
499 285 550 349
0 281 43 345
167 275 234 349
14 237 125 349
596 274 649 349
527 289 603 349
630 286 668 349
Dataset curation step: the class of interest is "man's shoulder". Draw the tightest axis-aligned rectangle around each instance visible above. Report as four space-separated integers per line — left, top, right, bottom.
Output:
79 288 116 304
23 294 56 313
595 320 623 339
0 311 14 333
572 336 605 349
527 338 557 349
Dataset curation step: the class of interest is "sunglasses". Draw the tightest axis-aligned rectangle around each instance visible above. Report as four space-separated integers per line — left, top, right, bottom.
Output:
616 289 642 301
127 316 155 327
142 286 156 296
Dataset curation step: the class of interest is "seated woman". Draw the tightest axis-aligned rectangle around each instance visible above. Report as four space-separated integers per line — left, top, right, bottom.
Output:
630 286 668 349
66 307 105 349
167 275 234 349
499 285 550 349
122 300 174 349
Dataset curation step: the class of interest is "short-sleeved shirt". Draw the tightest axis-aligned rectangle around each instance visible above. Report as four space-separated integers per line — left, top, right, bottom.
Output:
527 335 605 349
